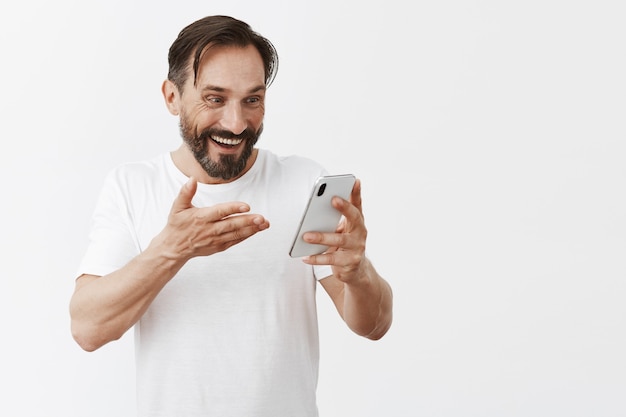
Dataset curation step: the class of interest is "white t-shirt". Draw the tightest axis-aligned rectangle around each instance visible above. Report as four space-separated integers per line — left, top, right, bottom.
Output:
77 149 333 417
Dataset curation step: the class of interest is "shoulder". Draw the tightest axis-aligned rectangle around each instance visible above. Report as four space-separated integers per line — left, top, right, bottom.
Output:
107 153 165 179
96 153 175 208
104 153 168 188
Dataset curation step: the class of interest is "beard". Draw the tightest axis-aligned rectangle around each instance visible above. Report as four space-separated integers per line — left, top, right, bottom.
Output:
179 113 262 181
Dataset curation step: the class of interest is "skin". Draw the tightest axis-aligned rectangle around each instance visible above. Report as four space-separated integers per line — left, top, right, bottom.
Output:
70 44 392 352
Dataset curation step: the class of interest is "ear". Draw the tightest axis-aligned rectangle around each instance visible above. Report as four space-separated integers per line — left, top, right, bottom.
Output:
162 79 181 115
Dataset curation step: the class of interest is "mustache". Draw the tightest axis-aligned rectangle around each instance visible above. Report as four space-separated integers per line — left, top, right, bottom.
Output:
197 128 258 142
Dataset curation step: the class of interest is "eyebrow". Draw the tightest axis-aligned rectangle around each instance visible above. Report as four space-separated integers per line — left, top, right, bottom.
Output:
200 84 266 94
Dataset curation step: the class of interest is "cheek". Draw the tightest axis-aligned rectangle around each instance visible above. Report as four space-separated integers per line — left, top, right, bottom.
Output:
249 107 265 127
189 107 220 131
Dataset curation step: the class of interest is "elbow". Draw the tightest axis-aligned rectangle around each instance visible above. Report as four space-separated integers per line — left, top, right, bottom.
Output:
70 305 101 352
362 303 393 341
71 320 119 352
71 323 102 352
364 315 393 341
70 299 122 352
75 340 100 353
365 329 386 341
347 312 393 341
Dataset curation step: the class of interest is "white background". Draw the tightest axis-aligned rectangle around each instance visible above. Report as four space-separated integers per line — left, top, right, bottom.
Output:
1 1 624 416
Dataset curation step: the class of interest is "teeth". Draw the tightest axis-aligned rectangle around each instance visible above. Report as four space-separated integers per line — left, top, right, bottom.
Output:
212 136 243 146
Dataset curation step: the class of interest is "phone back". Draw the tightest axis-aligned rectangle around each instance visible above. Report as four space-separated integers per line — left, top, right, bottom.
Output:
289 174 356 257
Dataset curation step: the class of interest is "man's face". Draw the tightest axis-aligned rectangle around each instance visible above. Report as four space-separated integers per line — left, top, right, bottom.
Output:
176 44 266 181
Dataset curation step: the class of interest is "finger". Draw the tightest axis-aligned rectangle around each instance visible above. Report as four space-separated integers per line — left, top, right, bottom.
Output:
302 248 361 269
331 195 363 229
331 178 363 217
224 218 270 242
196 201 253 223
302 230 348 249
171 177 198 214
211 213 270 236
197 215 270 255
350 179 363 213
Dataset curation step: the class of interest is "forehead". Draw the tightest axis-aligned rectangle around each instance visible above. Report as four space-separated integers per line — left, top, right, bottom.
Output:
190 44 266 93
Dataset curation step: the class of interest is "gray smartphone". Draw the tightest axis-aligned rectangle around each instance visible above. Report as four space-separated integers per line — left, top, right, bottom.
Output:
289 174 356 258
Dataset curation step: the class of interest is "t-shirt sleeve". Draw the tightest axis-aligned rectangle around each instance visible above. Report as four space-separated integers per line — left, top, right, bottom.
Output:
313 265 332 281
75 170 140 279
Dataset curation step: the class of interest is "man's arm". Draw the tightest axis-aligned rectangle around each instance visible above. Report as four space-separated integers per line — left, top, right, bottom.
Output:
319 261 393 340
70 248 186 352
70 178 269 351
302 179 393 339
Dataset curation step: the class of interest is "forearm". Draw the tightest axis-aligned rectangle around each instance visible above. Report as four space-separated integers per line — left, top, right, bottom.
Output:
341 260 393 340
70 245 185 351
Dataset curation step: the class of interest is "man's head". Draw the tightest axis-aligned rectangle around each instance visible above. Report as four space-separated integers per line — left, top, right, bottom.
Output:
162 16 279 182
167 15 279 92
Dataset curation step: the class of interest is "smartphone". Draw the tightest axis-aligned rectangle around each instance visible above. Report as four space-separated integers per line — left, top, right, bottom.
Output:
289 174 356 258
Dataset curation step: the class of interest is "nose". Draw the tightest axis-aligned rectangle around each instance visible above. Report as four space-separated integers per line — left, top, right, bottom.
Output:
221 102 247 135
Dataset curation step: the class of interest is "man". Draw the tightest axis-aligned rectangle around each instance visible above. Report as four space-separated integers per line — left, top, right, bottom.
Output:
70 15 392 417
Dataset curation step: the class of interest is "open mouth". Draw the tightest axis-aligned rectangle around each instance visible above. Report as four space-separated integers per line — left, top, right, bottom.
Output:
211 135 244 147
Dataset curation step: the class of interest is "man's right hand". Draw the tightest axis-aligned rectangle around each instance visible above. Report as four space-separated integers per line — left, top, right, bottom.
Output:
152 177 270 261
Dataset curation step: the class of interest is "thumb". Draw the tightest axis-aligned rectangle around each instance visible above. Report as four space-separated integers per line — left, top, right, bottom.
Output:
171 176 197 213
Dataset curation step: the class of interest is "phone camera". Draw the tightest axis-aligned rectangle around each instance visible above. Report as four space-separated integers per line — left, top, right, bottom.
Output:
317 183 326 196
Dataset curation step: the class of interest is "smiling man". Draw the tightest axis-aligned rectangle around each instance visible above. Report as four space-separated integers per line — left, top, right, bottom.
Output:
70 15 393 417
167 43 266 183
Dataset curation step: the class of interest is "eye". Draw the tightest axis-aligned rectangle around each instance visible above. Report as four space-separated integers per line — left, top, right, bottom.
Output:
246 96 263 106
206 96 223 105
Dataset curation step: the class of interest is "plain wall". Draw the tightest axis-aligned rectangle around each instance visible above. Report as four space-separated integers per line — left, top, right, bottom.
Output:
1 1 624 416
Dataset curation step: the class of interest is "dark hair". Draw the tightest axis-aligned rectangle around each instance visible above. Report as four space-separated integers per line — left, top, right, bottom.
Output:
167 15 279 91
